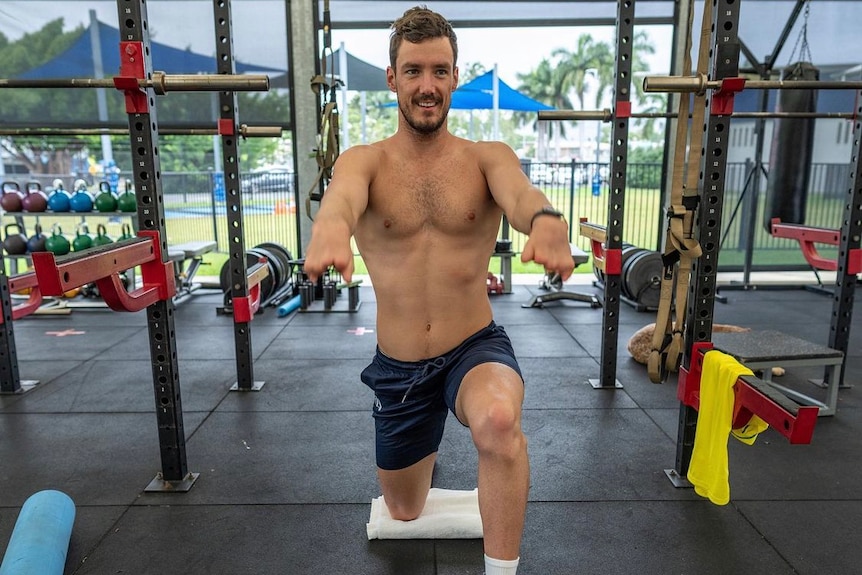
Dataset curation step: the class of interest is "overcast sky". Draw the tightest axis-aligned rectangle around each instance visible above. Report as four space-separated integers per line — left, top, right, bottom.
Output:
0 1 671 87
2 1 858 87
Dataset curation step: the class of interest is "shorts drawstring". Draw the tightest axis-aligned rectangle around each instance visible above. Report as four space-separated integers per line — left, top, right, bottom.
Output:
401 356 447 403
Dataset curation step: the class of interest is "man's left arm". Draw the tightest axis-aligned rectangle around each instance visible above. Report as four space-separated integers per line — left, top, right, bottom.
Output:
479 143 575 280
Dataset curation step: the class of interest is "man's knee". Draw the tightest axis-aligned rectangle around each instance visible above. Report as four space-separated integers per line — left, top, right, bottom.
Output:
385 497 425 521
469 399 526 459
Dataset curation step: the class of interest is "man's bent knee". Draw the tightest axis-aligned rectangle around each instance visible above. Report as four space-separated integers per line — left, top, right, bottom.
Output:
469 400 527 460
384 498 425 521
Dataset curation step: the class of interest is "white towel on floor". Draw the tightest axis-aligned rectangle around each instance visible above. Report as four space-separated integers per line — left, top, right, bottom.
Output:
366 488 483 540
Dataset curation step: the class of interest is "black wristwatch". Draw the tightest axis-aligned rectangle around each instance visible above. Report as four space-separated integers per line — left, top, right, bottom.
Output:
530 206 565 229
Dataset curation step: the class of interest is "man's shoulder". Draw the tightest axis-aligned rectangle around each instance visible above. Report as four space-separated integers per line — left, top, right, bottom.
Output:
337 142 387 170
342 142 387 158
467 140 519 167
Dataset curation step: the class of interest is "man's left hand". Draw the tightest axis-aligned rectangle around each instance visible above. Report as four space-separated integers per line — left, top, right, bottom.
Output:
520 218 575 281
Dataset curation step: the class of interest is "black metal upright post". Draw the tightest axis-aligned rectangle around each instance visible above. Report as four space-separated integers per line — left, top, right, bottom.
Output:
826 90 862 387
214 0 264 392
0 257 25 393
670 0 742 481
116 0 197 492
591 0 635 390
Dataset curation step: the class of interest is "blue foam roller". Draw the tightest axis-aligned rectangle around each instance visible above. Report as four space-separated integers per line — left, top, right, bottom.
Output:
277 294 302 317
0 490 75 575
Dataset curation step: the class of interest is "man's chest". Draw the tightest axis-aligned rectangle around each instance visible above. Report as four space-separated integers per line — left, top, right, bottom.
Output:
368 162 494 235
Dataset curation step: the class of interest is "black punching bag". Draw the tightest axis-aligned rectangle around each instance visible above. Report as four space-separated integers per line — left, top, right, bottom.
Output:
764 61 819 231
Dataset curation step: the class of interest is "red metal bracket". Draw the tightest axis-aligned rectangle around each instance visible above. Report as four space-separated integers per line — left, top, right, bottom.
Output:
677 341 819 444
711 77 746 116
771 218 861 274
0 272 43 323
31 231 175 312
578 218 622 274
614 101 632 119
232 259 269 323
113 41 148 113
218 119 235 136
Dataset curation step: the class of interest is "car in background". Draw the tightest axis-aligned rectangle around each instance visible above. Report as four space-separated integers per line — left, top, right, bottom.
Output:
241 166 294 194
527 163 553 185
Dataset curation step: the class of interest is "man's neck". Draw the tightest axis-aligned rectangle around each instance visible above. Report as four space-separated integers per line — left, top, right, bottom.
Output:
395 123 451 152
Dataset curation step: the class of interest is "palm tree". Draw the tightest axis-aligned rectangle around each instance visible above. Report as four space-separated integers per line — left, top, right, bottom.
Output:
516 58 560 160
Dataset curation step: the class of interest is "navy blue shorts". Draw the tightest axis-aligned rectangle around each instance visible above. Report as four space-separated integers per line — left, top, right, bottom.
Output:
360 321 522 471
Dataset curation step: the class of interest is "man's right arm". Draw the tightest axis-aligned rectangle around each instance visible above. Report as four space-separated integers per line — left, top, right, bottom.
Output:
303 147 374 282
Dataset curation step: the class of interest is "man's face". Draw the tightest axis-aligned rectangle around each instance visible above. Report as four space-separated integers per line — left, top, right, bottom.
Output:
387 37 458 135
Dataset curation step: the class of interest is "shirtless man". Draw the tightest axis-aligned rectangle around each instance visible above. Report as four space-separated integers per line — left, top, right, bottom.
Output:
303 7 574 574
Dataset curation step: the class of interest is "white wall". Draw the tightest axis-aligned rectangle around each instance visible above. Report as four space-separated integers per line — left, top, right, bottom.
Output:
727 119 855 164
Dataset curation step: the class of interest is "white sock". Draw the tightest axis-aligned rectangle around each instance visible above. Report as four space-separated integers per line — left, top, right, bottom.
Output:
484 554 520 575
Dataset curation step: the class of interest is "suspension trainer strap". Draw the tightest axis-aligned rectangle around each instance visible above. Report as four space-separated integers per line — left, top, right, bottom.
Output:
306 0 341 217
648 0 709 383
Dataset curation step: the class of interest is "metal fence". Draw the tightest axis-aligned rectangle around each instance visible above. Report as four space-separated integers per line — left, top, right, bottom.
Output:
13 160 850 271
520 160 848 270
18 171 301 259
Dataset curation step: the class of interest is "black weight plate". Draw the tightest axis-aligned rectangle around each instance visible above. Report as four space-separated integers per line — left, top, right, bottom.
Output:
623 250 662 308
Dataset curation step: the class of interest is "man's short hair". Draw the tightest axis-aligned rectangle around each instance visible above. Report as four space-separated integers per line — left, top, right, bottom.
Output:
389 6 458 69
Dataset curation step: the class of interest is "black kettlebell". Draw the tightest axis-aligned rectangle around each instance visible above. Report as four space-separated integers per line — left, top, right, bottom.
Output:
3 223 28 255
27 223 48 253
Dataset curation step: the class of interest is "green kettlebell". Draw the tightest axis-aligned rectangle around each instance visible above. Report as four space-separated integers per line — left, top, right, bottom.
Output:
117 180 136 213
94 181 118 212
118 223 134 241
72 223 93 252
92 223 113 247
45 224 71 256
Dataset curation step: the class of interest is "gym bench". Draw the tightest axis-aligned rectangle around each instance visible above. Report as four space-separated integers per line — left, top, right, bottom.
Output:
167 241 217 300
522 244 601 308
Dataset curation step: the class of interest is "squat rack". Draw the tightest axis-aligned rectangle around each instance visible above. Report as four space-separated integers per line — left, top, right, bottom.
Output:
541 0 859 480
0 0 276 491
647 0 861 480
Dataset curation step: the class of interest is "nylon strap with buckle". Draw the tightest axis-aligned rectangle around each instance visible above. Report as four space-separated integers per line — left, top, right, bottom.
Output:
306 0 341 218
647 0 711 383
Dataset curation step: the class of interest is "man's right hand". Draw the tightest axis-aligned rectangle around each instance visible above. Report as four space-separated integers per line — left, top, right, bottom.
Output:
303 225 355 283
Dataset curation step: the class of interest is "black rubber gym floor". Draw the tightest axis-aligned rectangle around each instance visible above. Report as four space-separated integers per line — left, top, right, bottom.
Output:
1 281 860 574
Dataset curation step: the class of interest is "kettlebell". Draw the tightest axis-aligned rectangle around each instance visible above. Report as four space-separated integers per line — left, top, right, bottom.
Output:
118 223 135 241
45 224 71 256
70 181 94 212
117 180 137 213
72 223 93 252
21 181 48 212
27 223 48 253
92 224 113 247
3 223 28 255
47 181 71 212
94 181 118 212
1 182 24 212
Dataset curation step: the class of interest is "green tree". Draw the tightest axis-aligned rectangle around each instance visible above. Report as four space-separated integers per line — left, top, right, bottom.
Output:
0 19 288 174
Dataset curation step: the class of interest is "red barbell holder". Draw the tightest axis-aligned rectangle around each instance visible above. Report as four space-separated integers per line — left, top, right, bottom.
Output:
678 341 819 444
231 259 270 323
770 218 862 274
579 219 622 275
0 272 43 323
31 231 175 313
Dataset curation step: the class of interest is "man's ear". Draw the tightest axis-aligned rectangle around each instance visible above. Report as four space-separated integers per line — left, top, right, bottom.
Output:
386 66 397 92
452 66 459 92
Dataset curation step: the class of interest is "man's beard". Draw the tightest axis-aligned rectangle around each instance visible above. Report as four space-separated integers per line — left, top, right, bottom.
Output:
399 97 449 135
